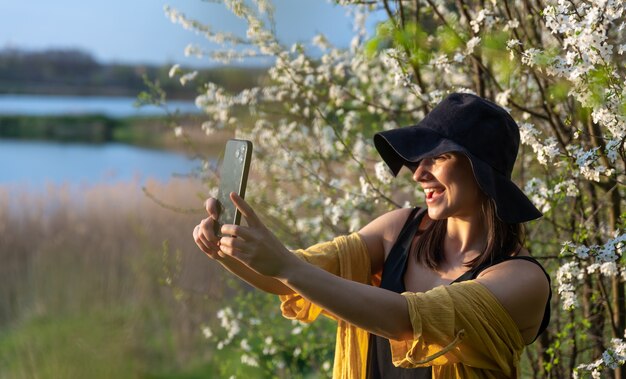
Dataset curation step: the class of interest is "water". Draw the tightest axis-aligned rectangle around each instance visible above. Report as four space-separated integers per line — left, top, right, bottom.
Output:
0 94 205 189
0 139 200 187
0 94 200 118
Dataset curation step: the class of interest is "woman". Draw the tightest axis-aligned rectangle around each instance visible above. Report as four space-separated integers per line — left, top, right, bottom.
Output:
193 93 551 378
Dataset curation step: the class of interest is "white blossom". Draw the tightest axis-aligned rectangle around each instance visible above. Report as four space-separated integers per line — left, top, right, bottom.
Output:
240 338 251 352
312 34 332 50
575 333 626 376
503 19 520 31
359 176 372 197
521 48 541 67
506 39 521 50
262 336 277 355
174 126 183 138
430 54 451 73
168 63 181 78
179 70 198 86
557 261 584 310
381 49 411 87
524 178 551 213
495 89 511 107
465 37 481 55
201 326 213 339
469 9 496 33
323 361 332 371
291 326 303 335
375 161 394 184
349 217 361 233
241 353 259 367
453 52 465 62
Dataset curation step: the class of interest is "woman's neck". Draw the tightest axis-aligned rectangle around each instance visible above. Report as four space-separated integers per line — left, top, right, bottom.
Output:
442 215 487 266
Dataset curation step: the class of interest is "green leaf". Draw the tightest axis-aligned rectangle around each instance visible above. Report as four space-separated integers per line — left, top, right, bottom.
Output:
438 26 463 54
548 80 571 101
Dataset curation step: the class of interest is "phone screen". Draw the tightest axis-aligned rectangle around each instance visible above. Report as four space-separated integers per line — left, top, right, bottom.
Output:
215 139 253 235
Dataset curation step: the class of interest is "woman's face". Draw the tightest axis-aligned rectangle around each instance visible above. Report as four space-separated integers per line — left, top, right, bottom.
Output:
412 152 484 220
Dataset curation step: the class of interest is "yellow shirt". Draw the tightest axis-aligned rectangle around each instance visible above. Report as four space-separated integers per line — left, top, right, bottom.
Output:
279 233 525 379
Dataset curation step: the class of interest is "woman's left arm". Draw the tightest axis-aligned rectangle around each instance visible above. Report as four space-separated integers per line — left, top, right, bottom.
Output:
475 259 550 343
218 192 414 340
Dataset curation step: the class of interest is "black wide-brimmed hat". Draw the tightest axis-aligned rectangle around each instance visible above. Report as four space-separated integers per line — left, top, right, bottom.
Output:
374 92 542 223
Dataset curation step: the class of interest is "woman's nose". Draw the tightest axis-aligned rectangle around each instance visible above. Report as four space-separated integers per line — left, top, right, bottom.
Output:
412 160 433 181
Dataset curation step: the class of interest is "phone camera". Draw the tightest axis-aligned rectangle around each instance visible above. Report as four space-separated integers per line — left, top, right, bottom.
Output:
236 146 246 162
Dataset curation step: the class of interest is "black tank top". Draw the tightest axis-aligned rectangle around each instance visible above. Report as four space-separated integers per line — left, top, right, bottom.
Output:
365 208 552 379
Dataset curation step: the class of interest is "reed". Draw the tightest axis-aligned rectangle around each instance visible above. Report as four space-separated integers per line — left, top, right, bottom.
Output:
0 178 228 378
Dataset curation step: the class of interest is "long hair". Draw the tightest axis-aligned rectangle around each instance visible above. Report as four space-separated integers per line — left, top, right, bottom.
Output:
412 198 526 270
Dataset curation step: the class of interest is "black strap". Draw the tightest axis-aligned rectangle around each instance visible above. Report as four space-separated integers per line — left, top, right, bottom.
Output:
397 207 425 241
378 207 427 293
366 207 431 379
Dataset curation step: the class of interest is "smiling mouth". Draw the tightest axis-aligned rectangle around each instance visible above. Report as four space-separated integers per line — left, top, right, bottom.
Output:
424 188 445 201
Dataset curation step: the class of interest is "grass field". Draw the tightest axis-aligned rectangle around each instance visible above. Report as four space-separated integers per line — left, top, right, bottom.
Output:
0 178 236 379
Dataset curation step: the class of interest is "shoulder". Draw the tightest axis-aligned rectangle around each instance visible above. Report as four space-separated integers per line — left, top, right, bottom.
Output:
359 207 415 236
358 207 415 248
475 254 550 343
357 207 416 273
477 256 549 294
478 247 547 283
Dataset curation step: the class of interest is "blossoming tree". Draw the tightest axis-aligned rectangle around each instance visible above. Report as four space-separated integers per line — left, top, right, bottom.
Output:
164 0 625 377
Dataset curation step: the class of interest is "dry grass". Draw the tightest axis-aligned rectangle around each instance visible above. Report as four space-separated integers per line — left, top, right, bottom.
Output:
0 178 229 378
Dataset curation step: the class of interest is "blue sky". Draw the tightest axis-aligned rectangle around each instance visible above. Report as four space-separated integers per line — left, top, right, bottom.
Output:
0 0 376 67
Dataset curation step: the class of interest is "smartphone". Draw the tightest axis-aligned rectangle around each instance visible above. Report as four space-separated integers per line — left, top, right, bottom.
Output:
215 139 253 236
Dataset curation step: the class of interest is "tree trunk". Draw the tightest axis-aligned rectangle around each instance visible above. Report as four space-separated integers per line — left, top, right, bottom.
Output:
607 179 624 379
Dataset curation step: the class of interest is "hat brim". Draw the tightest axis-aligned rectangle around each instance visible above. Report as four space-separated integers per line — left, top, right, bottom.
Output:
374 128 542 223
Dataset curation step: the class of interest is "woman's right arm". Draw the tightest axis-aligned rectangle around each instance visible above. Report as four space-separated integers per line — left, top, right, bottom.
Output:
194 198 413 296
193 198 294 296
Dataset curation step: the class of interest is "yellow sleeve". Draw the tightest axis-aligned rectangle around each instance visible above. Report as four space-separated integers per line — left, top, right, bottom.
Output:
389 281 525 376
278 232 371 323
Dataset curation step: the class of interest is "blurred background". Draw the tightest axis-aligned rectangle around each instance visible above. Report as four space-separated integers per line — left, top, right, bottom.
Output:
0 1 367 377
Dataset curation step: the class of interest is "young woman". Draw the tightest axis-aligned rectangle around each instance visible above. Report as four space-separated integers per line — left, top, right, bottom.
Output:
193 93 551 378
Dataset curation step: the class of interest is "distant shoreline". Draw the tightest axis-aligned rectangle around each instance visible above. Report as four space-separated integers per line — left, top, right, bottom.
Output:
0 48 267 101
0 114 232 155
0 48 245 153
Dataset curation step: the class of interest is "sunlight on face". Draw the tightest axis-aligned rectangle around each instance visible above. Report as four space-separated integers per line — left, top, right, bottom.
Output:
412 152 484 220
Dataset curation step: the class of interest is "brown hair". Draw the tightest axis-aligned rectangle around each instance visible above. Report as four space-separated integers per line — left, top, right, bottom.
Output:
412 198 526 270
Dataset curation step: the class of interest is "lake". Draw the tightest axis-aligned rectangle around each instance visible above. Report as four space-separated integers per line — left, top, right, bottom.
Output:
0 139 201 188
0 94 207 189
0 94 200 118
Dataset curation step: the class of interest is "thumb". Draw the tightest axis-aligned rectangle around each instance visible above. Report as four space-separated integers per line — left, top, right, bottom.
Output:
205 197 220 219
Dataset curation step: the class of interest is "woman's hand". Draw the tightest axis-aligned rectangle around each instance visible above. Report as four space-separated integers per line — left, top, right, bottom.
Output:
193 197 223 260
218 192 298 278
192 194 296 295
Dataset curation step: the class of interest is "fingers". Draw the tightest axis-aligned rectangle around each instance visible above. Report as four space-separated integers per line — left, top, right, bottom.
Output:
199 217 219 243
220 224 253 240
196 194 267 266
218 235 247 256
229 192 262 227
193 224 220 258
194 218 222 259
204 197 220 219
195 228 212 252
